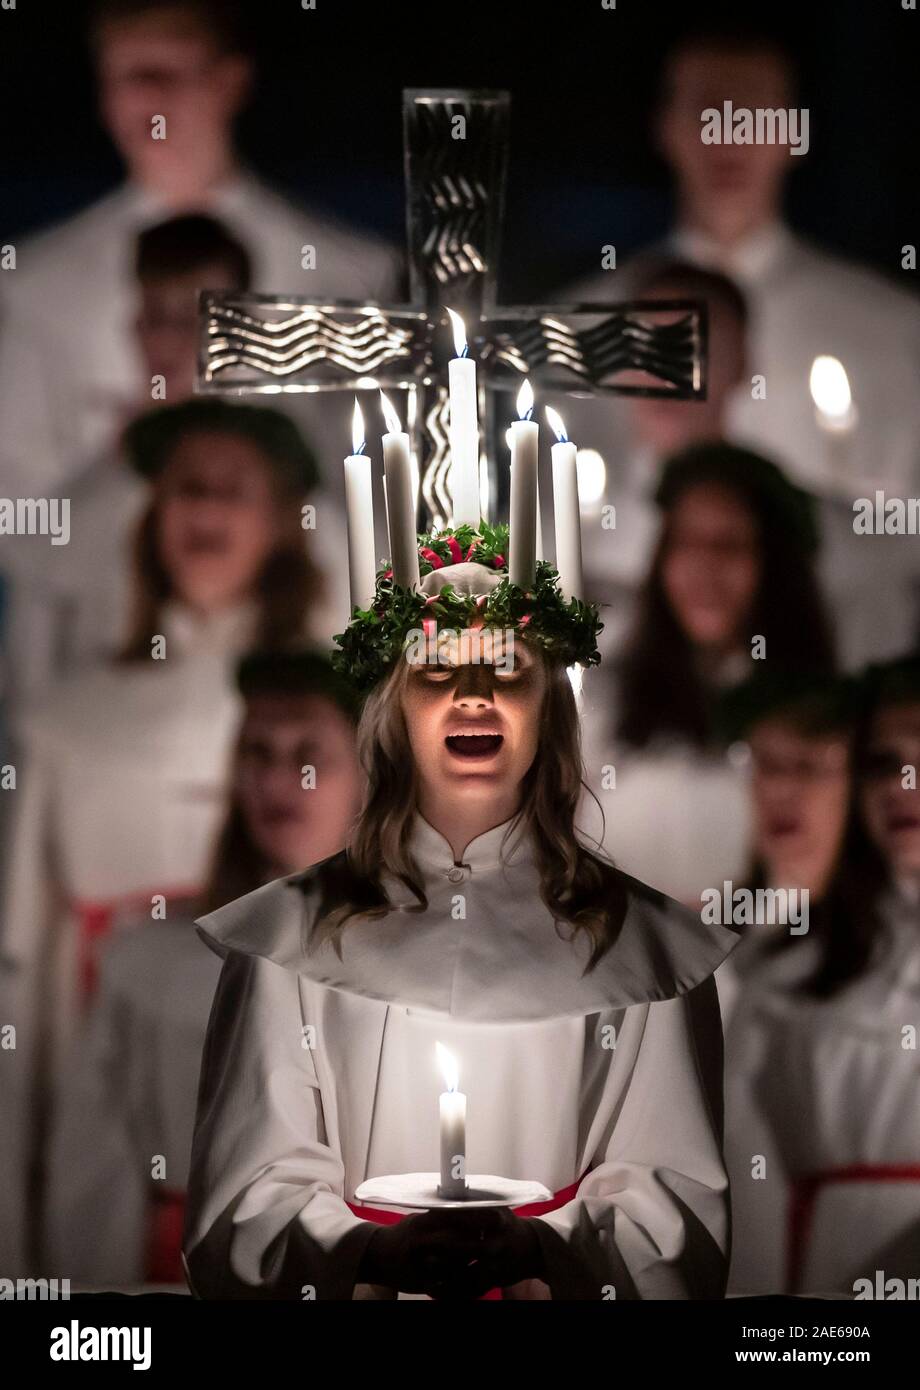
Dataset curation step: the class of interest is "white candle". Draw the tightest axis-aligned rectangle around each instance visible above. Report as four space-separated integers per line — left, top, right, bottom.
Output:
380 391 420 590
446 308 481 528
436 1042 467 1198
546 405 584 602
343 398 377 612
809 355 859 490
509 379 538 589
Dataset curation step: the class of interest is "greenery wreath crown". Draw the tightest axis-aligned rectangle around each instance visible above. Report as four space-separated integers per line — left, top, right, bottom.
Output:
332 520 603 698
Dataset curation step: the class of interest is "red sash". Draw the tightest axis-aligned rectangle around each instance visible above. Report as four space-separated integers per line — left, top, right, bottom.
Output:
72 884 200 1002
786 1162 920 1293
144 1187 188 1285
347 1174 585 1299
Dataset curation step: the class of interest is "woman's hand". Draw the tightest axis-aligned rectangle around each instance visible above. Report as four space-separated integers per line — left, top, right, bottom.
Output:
358 1208 546 1299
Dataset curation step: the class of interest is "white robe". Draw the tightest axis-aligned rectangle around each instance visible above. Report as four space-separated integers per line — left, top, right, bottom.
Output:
725 887 920 1296
44 910 223 1288
183 812 739 1300
0 171 401 498
0 601 254 1271
577 666 753 910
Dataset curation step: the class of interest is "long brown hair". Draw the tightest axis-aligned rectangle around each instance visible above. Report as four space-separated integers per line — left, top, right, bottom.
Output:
617 452 836 750
310 644 628 972
118 470 323 661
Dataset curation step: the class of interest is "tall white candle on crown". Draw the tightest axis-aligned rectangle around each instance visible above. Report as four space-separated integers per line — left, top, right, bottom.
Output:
342 398 377 612
509 379 538 589
546 405 584 603
436 1042 467 1198
446 308 481 529
380 391 420 591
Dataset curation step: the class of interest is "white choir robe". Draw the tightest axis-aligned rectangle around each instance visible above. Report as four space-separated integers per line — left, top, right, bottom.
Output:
183 812 740 1300
0 453 352 710
577 666 753 911
0 601 256 1271
725 888 920 1296
0 170 401 499
44 910 223 1288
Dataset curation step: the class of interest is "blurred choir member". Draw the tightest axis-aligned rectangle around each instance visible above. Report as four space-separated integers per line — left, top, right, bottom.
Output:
43 650 363 1288
725 655 920 1296
652 27 920 503
1 214 250 707
580 443 835 907
711 673 859 1029
0 0 399 499
0 401 320 1271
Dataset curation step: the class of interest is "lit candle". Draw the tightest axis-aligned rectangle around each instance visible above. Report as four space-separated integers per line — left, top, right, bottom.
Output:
436 1042 467 1198
446 308 481 528
343 398 376 612
809 355 859 490
509 379 538 589
380 391 420 590
546 405 584 602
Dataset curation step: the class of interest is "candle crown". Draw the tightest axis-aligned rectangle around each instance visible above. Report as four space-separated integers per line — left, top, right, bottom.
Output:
331 520 602 699
333 362 602 699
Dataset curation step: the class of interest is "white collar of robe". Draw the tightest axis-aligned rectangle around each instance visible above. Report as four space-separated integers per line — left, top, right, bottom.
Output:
195 821 740 1021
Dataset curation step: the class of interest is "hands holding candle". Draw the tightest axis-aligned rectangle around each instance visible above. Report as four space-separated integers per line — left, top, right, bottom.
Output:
356 1040 548 1298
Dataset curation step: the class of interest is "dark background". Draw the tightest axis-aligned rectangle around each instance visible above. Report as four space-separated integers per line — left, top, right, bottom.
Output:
1 0 918 300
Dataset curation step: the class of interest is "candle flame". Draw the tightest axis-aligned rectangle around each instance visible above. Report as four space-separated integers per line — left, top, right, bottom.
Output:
516 378 534 421
351 398 365 456
446 307 468 358
809 356 852 419
379 390 402 436
545 405 568 443
436 1041 459 1093
576 448 607 506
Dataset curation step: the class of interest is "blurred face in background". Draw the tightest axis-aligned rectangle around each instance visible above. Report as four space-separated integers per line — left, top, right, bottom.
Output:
656 44 796 242
236 694 363 871
859 700 920 880
750 717 851 897
661 482 761 653
136 260 240 400
95 9 250 199
155 430 282 612
401 632 547 819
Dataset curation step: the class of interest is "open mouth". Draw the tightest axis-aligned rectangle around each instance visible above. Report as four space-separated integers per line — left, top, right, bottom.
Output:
445 733 504 759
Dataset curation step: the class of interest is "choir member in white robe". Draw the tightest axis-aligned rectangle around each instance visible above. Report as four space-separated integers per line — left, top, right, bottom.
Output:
0 0 400 500
580 443 836 909
43 650 363 1288
566 32 920 666
0 215 348 711
0 401 321 1271
184 581 740 1300
648 30 920 502
710 674 857 1030
726 656 920 1296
